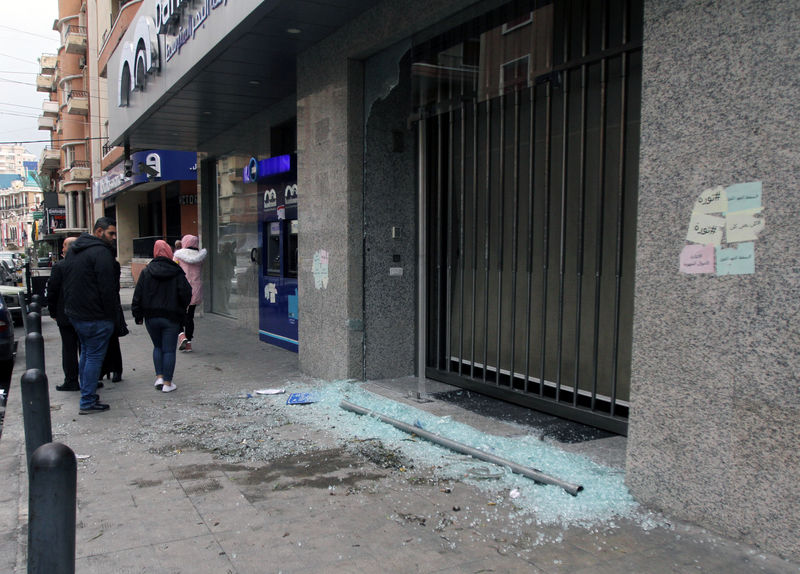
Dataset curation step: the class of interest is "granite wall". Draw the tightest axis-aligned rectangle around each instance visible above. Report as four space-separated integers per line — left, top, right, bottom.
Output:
296 0 491 380
627 0 800 560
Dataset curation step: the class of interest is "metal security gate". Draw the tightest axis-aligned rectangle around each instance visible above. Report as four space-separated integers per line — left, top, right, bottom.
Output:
413 0 642 434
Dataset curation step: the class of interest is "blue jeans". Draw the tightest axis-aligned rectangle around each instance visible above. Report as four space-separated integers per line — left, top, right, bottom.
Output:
71 319 114 410
145 317 181 382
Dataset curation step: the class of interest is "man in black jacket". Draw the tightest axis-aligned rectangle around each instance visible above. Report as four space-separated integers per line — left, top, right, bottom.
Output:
46 236 80 391
62 217 118 414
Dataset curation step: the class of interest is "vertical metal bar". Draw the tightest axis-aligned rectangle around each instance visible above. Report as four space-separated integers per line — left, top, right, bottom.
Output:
556 12 571 402
524 85 536 393
436 112 444 370
417 118 427 394
538 80 552 396
591 2 609 411
610 0 630 414
470 99 479 379
445 107 454 372
574 0 589 406
458 104 466 374
509 89 521 387
482 97 492 383
494 94 506 386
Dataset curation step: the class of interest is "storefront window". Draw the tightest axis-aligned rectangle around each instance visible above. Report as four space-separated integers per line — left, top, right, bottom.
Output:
211 155 260 319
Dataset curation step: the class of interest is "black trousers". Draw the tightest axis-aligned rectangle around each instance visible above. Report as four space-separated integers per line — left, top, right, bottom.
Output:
58 324 80 386
184 305 197 340
100 335 123 378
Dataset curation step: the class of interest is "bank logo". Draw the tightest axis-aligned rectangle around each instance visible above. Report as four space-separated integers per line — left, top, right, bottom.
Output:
118 17 160 107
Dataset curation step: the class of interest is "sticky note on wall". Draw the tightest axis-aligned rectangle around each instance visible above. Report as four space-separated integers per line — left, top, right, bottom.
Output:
686 212 725 245
726 208 765 243
725 181 762 212
694 185 727 214
679 244 715 274
716 242 755 276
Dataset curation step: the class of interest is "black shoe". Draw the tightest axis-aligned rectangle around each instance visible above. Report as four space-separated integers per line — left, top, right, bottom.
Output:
111 372 122 382
79 403 110 415
97 381 104 389
56 383 80 392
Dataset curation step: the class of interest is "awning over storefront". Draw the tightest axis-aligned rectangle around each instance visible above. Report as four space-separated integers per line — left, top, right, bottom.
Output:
107 0 380 155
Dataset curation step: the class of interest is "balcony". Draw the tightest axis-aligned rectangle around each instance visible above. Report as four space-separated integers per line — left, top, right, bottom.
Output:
39 148 60 171
65 26 87 55
55 118 63 134
37 116 56 131
69 161 91 182
42 100 59 117
67 90 89 115
36 74 55 92
39 54 58 74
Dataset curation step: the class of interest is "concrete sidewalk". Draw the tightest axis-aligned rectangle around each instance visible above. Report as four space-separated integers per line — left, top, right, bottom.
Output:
0 304 798 573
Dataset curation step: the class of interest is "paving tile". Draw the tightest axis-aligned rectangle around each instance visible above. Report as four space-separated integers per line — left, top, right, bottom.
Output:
76 534 232 574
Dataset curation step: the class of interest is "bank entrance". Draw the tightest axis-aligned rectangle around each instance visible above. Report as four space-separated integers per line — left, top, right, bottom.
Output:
414 0 642 434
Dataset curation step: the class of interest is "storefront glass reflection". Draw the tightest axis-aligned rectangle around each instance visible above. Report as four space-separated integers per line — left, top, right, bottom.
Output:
211 155 260 321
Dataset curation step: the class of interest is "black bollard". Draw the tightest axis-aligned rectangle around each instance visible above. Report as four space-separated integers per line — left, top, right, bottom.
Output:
28 301 41 315
25 331 45 372
20 369 52 466
28 442 76 574
26 311 41 335
31 294 40 304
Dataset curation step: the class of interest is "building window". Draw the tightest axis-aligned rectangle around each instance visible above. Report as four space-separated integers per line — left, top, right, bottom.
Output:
500 55 530 93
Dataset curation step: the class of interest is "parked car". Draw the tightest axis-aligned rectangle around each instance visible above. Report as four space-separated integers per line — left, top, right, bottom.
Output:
0 294 16 405
0 285 26 327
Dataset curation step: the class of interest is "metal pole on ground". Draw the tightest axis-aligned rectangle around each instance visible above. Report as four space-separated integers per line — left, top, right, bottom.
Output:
28 442 76 574
20 369 52 467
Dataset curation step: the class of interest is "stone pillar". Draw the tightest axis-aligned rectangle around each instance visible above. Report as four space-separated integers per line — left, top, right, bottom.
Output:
297 60 365 381
66 192 75 228
628 0 800 561
76 190 86 229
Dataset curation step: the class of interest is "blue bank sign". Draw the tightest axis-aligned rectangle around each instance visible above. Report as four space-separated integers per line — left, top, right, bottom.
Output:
94 150 197 200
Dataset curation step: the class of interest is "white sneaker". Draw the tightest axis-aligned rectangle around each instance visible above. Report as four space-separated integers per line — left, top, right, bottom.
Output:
154 377 164 390
162 383 177 393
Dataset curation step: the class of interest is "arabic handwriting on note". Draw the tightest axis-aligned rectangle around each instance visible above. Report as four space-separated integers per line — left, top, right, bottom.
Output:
695 186 727 214
726 207 765 243
725 181 762 212
686 213 725 245
716 242 755 276
680 244 715 274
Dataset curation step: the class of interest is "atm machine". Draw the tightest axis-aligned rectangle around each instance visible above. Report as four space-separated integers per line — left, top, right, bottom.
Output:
247 154 298 352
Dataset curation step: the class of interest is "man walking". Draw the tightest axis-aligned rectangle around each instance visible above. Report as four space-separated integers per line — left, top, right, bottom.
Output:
46 236 80 391
62 217 119 414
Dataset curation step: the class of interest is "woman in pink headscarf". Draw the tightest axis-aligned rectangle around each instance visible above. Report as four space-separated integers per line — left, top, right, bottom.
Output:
173 234 207 352
132 240 192 393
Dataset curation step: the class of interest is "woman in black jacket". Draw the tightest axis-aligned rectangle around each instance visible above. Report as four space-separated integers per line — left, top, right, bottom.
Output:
131 240 192 393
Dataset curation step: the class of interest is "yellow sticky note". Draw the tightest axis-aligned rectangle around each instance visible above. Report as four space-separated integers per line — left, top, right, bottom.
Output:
726 208 765 243
686 212 725 245
694 186 727 214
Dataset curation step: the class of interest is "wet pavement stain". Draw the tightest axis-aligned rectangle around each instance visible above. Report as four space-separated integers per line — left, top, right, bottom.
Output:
171 462 251 480
232 447 387 500
184 479 223 494
129 478 163 488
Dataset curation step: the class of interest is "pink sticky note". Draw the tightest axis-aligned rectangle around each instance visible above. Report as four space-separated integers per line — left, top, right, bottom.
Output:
680 244 715 274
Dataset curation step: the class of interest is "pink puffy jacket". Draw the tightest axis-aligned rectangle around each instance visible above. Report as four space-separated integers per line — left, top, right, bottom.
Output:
173 234 207 306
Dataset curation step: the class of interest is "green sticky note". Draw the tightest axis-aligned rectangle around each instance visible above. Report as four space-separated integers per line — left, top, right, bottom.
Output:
716 242 754 276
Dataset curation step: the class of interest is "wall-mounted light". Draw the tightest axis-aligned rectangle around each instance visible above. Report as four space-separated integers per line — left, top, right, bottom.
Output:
286 28 301 34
